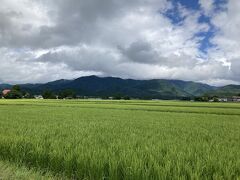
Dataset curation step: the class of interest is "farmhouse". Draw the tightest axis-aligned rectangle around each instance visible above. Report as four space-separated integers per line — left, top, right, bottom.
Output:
217 98 228 102
34 95 44 99
2 89 11 96
216 96 240 102
232 96 240 102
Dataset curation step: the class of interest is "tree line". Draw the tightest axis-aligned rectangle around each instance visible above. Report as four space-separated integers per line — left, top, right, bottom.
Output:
1 85 131 100
1 85 77 99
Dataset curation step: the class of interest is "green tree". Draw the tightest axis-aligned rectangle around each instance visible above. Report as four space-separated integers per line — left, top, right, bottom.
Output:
4 85 23 99
58 89 76 99
123 96 130 100
23 92 32 99
213 97 219 102
12 85 21 92
202 96 209 102
194 97 202 102
42 90 56 99
113 93 122 100
4 90 22 99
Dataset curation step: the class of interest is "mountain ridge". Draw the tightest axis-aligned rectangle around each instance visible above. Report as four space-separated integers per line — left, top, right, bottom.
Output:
0 76 239 99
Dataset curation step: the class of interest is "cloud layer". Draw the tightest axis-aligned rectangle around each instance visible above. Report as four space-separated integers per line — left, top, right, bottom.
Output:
0 0 239 86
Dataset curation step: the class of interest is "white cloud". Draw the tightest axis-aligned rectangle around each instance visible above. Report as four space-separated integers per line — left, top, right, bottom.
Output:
209 0 240 83
199 0 215 16
0 0 239 86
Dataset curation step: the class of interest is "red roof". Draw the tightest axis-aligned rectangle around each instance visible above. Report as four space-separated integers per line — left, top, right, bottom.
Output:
2 89 11 96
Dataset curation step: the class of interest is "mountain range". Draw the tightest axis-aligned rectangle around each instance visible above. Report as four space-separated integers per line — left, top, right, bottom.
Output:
0 76 240 99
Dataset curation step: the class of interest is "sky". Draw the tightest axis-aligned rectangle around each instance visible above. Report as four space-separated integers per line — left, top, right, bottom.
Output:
0 0 239 86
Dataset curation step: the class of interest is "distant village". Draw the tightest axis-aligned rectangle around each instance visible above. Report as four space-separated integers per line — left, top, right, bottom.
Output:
0 85 130 100
194 96 240 103
1 85 240 102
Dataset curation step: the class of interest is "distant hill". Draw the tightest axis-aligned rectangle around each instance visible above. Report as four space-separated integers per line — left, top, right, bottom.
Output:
20 76 215 99
205 85 240 97
0 84 11 91
1 76 239 99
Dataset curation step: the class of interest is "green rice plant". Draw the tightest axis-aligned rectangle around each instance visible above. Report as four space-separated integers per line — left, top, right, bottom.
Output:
0 100 239 179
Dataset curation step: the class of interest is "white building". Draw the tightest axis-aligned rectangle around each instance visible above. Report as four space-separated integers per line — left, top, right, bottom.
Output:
232 96 240 102
34 95 44 99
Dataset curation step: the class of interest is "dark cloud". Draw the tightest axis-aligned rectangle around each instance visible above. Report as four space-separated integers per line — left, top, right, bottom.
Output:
118 41 159 64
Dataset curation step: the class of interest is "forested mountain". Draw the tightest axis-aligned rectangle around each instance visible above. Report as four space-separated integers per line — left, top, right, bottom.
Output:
1 76 239 99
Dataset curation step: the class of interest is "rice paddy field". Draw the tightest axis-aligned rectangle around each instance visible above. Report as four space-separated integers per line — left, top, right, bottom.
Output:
0 99 239 179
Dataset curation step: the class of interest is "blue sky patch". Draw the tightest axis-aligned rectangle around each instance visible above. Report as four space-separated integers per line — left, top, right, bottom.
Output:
173 0 201 10
164 0 227 54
